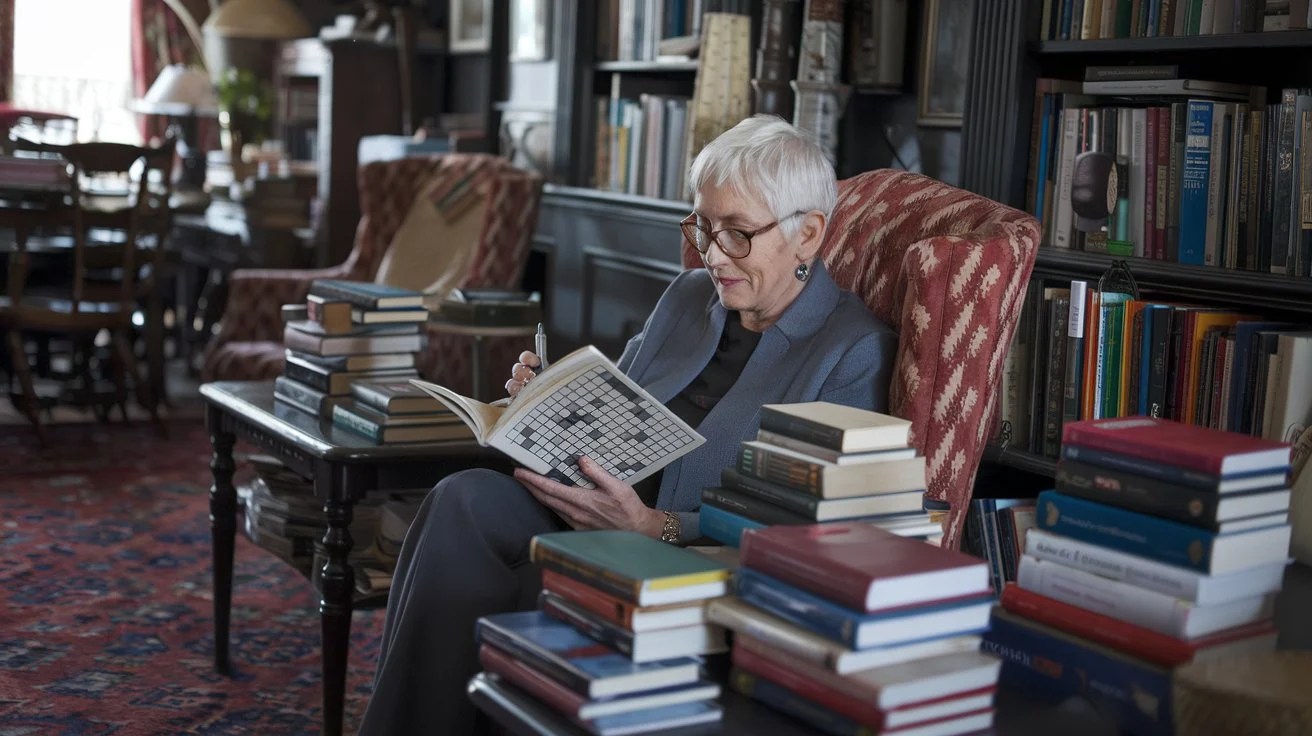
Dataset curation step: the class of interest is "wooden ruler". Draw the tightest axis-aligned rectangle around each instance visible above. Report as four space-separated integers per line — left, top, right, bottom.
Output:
683 12 753 197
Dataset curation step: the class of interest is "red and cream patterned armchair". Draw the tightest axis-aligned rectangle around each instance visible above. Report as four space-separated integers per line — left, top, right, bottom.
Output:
201 154 544 395
684 170 1040 549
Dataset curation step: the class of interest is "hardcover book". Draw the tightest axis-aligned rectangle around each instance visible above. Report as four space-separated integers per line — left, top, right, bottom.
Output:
530 530 730 607
474 611 702 699
737 523 991 612
1060 416 1292 475
409 345 704 488
758 402 912 453
307 279 424 310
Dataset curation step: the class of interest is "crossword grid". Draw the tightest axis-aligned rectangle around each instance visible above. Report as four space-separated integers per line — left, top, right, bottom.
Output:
510 366 697 488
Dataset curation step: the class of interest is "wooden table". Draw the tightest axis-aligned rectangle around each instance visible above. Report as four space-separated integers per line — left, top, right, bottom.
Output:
200 380 509 736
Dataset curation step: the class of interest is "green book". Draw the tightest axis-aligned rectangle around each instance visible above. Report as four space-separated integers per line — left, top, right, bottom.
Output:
530 530 731 607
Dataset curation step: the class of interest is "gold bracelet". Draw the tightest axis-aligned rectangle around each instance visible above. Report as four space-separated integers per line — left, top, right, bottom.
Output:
659 511 681 544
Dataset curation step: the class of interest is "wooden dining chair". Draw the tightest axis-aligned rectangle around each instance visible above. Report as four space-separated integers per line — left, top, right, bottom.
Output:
2 141 163 444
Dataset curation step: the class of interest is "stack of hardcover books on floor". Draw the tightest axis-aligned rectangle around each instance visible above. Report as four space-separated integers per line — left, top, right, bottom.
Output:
275 280 428 421
474 530 730 735
701 402 943 547
709 522 1001 735
984 417 1294 736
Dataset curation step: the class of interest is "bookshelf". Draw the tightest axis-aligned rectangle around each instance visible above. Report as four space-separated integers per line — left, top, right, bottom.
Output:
964 1 1312 480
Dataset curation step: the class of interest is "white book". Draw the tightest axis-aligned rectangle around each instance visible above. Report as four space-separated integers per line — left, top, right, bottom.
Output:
1024 528 1289 606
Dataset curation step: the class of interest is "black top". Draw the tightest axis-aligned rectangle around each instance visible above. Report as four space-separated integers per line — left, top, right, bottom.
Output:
632 311 763 507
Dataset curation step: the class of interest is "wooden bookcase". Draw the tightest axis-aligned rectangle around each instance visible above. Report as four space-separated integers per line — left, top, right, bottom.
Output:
963 1 1312 482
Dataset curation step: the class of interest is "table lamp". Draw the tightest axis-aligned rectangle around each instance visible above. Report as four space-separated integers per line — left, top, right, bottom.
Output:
130 64 219 192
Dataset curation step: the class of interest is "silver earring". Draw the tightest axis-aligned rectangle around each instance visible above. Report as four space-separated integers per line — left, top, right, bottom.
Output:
794 262 810 282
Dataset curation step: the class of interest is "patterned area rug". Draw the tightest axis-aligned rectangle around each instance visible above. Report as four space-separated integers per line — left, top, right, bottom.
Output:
0 420 383 735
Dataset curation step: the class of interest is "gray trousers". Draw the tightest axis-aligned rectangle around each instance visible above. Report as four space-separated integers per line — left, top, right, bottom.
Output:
357 468 567 735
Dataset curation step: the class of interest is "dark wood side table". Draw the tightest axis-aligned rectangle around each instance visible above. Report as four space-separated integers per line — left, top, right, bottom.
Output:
200 380 509 736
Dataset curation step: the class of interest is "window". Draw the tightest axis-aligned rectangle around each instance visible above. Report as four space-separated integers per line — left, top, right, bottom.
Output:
12 0 138 144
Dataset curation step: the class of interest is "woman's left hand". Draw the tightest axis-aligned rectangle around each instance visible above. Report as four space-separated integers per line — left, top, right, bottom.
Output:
514 456 666 538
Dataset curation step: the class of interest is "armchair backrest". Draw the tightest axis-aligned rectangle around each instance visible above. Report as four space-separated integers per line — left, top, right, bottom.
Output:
683 169 1040 548
344 154 544 286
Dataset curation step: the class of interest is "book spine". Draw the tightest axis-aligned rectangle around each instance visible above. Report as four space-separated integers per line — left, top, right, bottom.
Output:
731 646 888 730
1035 491 1218 573
529 539 642 604
539 592 636 659
1060 444 1218 489
755 429 849 464
722 468 821 517
706 600 845 672
1025 528 1206 601
757 408 848 452
331 406 385 443
307 281 381 310
282 358 330 393
478 644 585 719
982 615 1173 736
699 504 764 548
734 569 860 648
542 569 639 629
738 533 869 611
737 445 824 497
1017 555 1194 638
1055 459 1223 528
728 667 873 736
274 376 328 416
474 621 592 696
999 585 1198 669
702 487 810 526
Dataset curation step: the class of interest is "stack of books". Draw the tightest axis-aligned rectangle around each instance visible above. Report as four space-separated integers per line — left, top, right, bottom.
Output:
474 530 730 735
984 417 1294 736
709 522 1001 735
275 279 428 421
700 402 943 547
332 378 472 444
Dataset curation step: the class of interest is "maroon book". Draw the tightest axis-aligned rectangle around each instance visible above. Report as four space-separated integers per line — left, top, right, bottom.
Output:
1060 417 1291 476
737 523 991 613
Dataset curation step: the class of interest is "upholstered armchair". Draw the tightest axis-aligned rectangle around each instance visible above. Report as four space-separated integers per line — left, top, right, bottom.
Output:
684 170 1040 549
201 154 544 396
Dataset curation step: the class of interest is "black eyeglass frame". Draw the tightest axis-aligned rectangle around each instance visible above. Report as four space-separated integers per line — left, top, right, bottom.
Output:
679 209 809 259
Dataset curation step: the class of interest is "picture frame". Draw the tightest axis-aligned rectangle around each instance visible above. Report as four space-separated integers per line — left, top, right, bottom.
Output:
509 0 551 62
917 0 976 128
450 0 492 54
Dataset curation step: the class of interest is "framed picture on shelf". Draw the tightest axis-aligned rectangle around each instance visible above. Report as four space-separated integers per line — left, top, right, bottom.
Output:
450 0 492 54
917 0 976 128
509 0 550 62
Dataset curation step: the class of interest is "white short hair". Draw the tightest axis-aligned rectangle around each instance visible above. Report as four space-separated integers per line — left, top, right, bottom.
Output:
687 114 837 237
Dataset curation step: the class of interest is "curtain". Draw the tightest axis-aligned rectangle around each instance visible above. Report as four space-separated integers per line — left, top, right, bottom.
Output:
0 0 14 103
130 0 208 140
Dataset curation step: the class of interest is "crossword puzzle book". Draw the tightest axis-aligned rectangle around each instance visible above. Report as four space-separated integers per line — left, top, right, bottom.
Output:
408 345 705 488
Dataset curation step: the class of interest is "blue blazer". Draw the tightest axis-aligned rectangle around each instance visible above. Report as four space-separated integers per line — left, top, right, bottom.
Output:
616 260 898 543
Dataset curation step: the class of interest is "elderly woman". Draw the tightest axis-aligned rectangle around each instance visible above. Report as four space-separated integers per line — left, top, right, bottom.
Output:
357 114 898 734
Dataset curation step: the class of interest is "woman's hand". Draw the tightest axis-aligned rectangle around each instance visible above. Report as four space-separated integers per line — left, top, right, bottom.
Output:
514 456 667 538
505 351 541 398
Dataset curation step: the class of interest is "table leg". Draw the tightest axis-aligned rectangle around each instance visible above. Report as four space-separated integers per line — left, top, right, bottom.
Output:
318 462 364 736
207 403 237 675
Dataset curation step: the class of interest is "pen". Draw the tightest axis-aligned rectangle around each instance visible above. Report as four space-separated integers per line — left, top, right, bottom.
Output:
534 323 549 374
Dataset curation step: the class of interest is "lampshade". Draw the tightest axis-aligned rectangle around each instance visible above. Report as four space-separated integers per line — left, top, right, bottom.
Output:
201 0 312 40
131 65 220 117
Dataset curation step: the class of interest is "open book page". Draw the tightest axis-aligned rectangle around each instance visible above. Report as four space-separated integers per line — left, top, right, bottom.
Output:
490 346 706 488
405 380 505 443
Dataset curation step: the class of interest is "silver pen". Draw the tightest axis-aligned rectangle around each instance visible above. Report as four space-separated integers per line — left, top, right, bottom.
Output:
534 323 549 373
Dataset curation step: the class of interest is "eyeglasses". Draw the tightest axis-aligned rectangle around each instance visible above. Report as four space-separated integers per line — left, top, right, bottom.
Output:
679 210 808 259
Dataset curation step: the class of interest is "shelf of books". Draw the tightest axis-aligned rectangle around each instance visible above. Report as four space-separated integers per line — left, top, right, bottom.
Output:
990 12 1312 479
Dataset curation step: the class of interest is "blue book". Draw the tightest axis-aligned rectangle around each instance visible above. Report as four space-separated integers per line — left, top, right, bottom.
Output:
475 611 701 699
584 700 722 736
308 279 424 310
983 608 1172 736
734 568 992 650
1228 321 1306 432
1178 100 1214 266
1034 491 1291 575
1137 304 1169 416
699 504 762 548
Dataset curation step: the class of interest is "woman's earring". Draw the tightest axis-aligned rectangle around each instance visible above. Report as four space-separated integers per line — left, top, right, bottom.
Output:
794 262 810 282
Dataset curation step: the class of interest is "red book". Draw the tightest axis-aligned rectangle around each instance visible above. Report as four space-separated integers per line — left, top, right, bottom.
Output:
1060 417 1291 475
479 643 585 718
1000 584 1279 669
737 523 991 613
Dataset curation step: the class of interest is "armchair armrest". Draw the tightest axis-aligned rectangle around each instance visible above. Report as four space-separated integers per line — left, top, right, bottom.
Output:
204 264 357 353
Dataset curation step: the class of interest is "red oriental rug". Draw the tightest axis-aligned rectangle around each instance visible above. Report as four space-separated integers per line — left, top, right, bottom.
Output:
0 420 383 734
